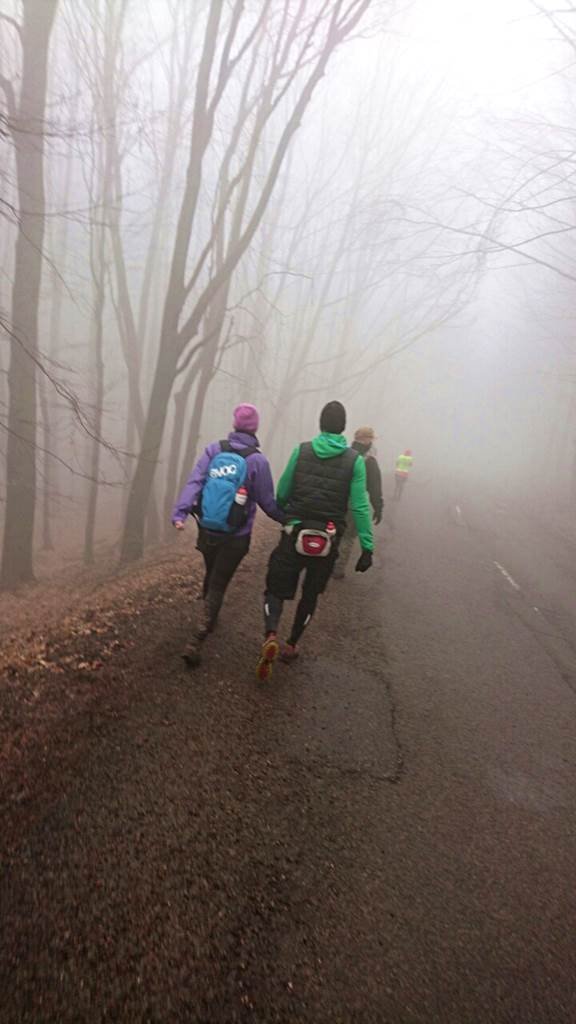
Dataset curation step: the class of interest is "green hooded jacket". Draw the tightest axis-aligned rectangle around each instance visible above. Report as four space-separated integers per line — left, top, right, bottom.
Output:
276 432 374 552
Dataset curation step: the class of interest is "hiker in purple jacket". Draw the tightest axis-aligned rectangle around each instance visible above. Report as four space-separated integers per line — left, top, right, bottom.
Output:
172 403 285 667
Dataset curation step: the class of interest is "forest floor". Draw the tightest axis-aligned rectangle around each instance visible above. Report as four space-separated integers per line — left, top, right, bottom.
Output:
0 528 258 845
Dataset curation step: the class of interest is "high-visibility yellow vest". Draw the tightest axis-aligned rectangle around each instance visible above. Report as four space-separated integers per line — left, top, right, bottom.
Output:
395 453 413 475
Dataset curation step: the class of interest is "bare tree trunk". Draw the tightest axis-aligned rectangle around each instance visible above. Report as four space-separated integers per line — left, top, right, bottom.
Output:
82 0 117 564
40 118 77 553
145 480 161 546
120 340 180 562
83 253 106 565
38 380 55 551
0 0 59 588
163 386 192 539
39 260 67 553
178 348 217 488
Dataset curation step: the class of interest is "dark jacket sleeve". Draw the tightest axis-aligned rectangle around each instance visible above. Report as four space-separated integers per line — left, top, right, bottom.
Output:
365 456 383 514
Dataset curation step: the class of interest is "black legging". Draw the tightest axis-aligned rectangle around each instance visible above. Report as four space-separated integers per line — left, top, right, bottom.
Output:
197 529 250 627
265 578 320 646
264 532 337 645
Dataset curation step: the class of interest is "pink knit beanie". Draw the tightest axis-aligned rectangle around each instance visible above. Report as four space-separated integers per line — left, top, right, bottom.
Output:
233 403 259 434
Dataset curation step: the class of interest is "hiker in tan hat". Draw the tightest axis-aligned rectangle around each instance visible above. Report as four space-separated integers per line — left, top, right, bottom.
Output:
333 426 383 580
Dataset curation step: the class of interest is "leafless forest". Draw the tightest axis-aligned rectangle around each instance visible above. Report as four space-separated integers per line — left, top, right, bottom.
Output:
1 0 575 588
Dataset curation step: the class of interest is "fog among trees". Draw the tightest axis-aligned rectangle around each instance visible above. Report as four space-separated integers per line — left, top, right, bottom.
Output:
1 0 575 588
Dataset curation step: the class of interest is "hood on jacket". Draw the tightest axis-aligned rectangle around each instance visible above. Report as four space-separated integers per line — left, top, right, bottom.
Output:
310 432 349 459
227 429 260 450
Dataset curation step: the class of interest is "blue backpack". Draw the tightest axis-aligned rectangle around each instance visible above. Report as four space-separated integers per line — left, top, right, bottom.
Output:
199 440 258 532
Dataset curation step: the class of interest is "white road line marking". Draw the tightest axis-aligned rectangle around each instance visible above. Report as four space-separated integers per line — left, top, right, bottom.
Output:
454 504 465 526
494 561 521 592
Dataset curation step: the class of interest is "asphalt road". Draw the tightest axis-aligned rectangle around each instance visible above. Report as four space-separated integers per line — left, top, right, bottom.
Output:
2 482 576 1023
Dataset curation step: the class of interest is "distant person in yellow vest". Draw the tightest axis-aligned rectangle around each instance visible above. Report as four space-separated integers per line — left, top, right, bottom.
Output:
394 449 413 501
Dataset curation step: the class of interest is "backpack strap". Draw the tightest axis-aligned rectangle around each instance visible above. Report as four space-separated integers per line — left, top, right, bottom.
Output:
235 445 259 459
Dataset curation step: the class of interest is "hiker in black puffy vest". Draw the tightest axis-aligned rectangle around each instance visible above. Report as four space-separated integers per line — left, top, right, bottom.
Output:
256 401 374 681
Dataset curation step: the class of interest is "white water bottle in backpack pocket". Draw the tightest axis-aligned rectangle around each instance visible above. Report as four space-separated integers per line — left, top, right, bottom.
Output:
227 485 249 529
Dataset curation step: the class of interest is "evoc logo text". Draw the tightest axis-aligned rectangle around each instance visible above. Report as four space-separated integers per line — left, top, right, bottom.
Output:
209 463 238 479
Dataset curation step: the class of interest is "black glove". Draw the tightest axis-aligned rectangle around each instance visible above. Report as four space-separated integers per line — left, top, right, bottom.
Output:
372 505 383 525
355 549 373 573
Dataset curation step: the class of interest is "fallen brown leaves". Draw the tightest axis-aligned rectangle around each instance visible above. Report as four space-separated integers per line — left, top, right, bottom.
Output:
0 523 275 840
0 544 196 680
0 540 201 812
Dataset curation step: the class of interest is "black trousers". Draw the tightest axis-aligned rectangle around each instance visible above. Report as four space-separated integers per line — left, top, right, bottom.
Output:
196 528 250 627
264 531 338 645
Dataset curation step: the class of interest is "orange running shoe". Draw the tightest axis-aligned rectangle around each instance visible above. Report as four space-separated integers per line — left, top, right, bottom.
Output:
256 633 279 681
